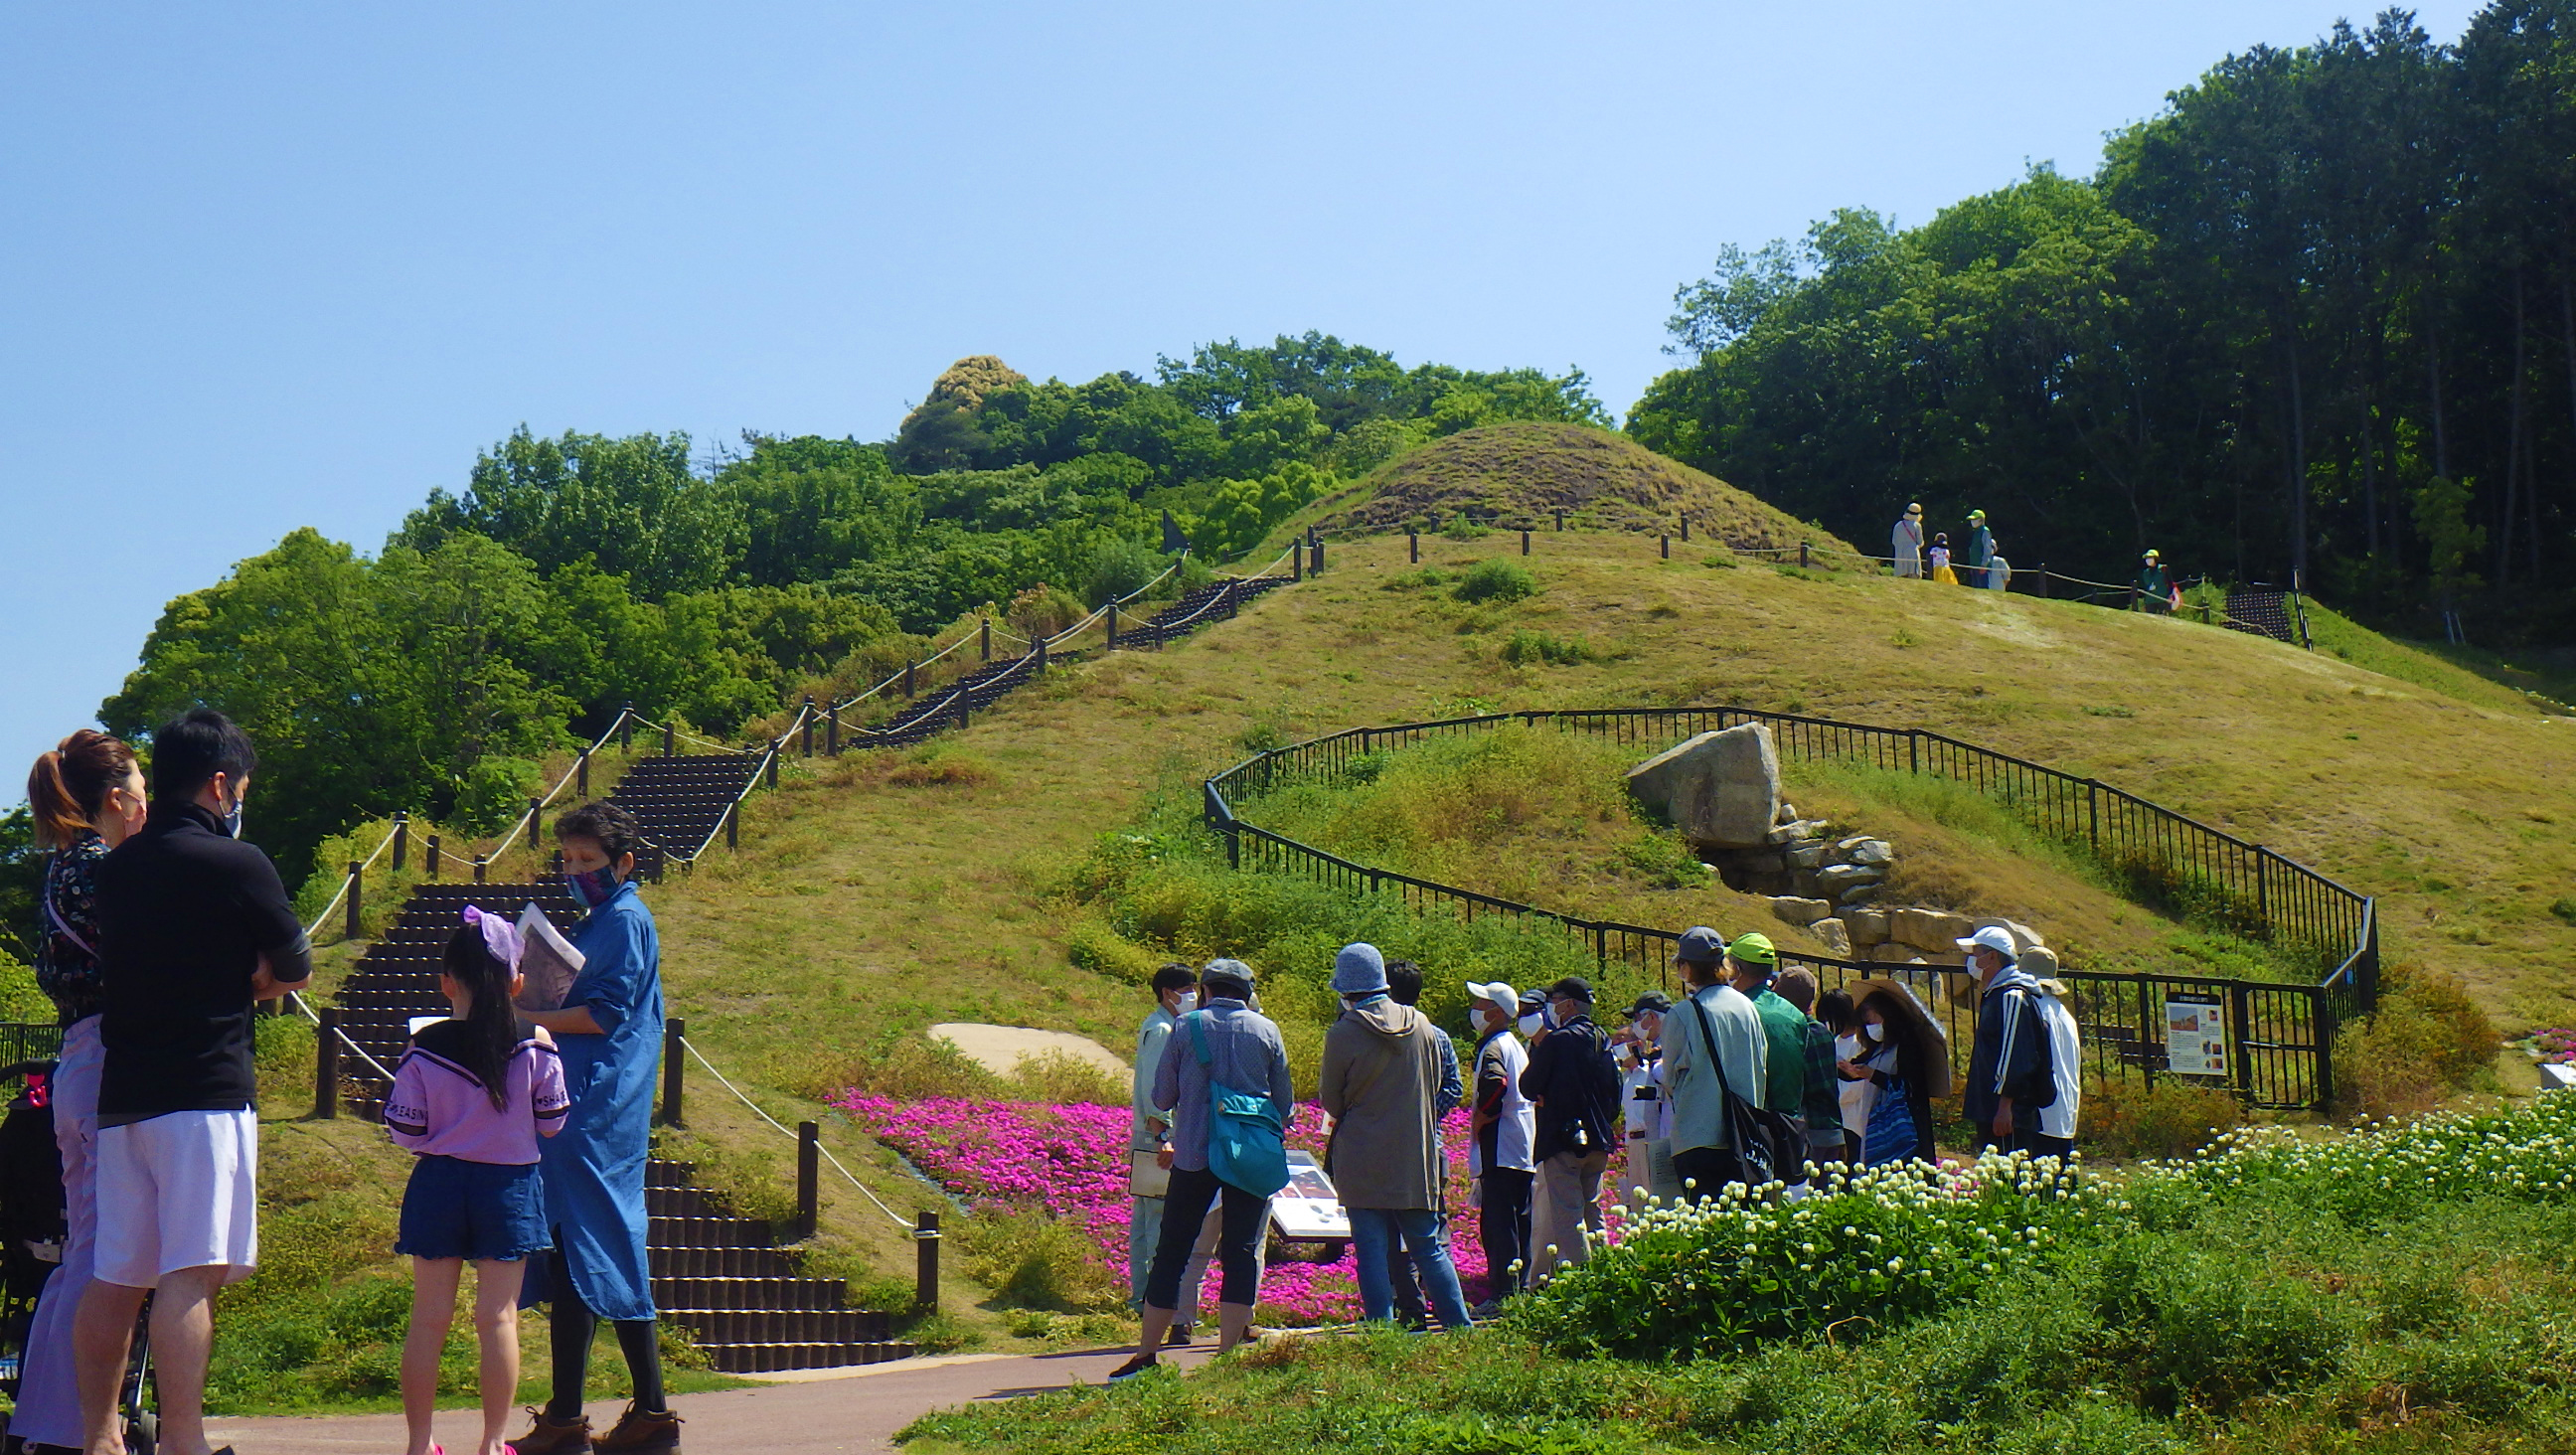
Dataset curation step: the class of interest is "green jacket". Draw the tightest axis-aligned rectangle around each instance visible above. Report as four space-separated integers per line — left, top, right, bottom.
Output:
1751 989 1809 1114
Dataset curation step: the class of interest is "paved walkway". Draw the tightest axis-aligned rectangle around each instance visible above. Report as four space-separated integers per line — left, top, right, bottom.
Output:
205 1346 1215 1454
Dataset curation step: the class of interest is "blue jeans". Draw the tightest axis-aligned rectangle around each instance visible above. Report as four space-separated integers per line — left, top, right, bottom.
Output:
1348 1208 1473 1328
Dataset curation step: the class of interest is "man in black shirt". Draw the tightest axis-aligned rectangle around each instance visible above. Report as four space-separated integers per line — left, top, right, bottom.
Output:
76 710 308 1455
1517 976 1618 1283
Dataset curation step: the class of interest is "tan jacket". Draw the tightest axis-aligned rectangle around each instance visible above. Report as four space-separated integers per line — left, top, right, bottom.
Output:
1319 998 1448 1211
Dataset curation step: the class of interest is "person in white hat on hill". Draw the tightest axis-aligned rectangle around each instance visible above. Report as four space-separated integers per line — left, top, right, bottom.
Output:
1463 980 1534 1316
1892 503 1926 578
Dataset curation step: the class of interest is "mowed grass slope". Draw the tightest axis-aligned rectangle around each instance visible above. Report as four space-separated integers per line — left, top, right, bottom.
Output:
287 526 2576 1348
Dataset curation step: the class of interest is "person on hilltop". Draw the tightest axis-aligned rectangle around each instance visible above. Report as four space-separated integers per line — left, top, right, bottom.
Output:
1127 962 1201 1341
1959 927 2080 1160
1817 988 1873 1161
1659 928 1765 1203
77 710 311 1455
1114 959 1294 1378
15 730 147 1454
1770 969 1852 1175
1965 509 1995 587
1375 958 1462 1329
388 908 570 1455
1463 980 1534 1317
511 801 677 1454
1319 945 1474 1330
1892 502 1926 578
1928 533 1959 585
1518 977 1620 1280
1984 543 2012 592
2135 550 2174 613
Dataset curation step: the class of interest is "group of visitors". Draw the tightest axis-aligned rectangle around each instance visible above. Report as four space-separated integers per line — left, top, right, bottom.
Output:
1891 503 2010 589
1111 925 2082 1363
19 713 680 1455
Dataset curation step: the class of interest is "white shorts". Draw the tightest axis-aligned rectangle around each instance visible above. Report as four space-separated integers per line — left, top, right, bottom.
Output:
94 1110 258 1288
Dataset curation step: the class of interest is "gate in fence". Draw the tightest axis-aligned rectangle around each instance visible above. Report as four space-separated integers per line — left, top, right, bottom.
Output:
1204 708 2378 1112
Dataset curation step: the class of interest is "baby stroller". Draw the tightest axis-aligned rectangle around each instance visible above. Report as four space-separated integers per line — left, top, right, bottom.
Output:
0 1057 158 1455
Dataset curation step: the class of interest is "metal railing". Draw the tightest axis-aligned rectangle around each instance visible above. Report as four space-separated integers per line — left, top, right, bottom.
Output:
1203 708 2378 1110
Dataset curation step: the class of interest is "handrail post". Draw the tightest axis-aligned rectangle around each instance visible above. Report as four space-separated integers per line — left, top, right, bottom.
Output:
346 862 363 940
1312 536 1325 573
314 1008 341 1120
1661 535 1670 560
663 722 675 757
2037 564 2049 599
1800 541 1811 569
796 1120 821 1241
528 796 543 849
620 703 634 751
426 834 442 879
1408 530 1419 563
980 617 992 662
661 1017 686 1127
956 694 970 731
903 660 916 697
1554 509 1564 532
767 742 781 789
1520 529 1530 556
1292 547 1303 582
915 1211 942 1312
1681 516 1690 543
826 710 840 757
577 750 589 797
391 812 408 872
725 803 738 850
472 853 487 885
1107 601 1119 649
802 698 816 757
1036 638 1047 674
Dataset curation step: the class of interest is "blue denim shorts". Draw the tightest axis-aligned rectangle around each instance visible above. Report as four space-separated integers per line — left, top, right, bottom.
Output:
396 1155 550 1262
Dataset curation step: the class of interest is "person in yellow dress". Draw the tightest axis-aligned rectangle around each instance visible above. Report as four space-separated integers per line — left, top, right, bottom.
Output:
1928 533 1959 585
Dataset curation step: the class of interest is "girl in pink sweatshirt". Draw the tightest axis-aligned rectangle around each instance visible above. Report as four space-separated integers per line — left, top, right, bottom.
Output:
384 907 570 1455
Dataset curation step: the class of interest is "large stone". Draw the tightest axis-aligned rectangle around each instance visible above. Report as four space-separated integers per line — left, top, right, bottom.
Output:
1890 907 1978 953
1841 837 1895 867
1870 943 1928 965
1844 908 1890 948
1628 725 1780 848
1971 917 2048 952
1770 895 1833 927
1766 819 1828 847
1837 883 1884 907
1784 844 1827 870
1811 917 1853 956
1818 863 1884 892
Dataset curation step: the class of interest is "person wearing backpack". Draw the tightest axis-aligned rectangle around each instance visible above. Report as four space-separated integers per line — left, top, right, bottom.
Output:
1960 927 2073 1157
1319 944 1474 1330
1113 959 1293 1379
1660 928 1766 1203
1518 977 1620 1280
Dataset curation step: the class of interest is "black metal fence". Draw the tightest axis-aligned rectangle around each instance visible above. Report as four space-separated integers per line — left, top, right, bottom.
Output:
1204 708 2376 1111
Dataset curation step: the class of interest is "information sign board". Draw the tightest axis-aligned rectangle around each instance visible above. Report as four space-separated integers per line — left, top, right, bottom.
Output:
2164 993 2227 1078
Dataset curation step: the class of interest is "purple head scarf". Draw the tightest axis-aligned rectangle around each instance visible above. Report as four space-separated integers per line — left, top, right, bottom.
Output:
459 904 524 970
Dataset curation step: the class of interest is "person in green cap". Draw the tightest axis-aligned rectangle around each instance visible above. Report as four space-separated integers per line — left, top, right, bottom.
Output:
2134 550 2172 613
1965 510 1994 589
1725 933 1834 1189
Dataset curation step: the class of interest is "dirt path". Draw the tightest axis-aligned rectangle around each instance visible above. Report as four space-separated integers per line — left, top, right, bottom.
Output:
204 1346 1215 1454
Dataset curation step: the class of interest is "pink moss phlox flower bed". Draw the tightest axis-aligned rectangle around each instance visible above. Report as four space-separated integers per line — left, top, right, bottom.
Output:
836 1094 1628 1323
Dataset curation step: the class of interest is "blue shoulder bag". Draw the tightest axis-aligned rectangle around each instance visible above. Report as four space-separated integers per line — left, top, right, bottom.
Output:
1190 1011 1289 1198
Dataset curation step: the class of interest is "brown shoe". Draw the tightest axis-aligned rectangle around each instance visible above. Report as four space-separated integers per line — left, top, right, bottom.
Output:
509 1407 593 1453
595 1403 684 1452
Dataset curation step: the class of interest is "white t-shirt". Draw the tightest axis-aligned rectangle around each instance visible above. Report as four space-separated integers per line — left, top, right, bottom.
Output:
1470 1030 1536 1176
1834 1031 1877 1136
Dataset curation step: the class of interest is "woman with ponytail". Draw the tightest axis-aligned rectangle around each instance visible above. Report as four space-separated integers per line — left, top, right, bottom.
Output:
383 907 569 1455
12 729 145 1452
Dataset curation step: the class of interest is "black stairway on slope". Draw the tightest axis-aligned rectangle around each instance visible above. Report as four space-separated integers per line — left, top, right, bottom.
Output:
608 752 764 880
329 885 911 1373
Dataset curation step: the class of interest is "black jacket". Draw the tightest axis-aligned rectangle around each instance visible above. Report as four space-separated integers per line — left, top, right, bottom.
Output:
1963 969 2054 1129
1518 1014 1618 1161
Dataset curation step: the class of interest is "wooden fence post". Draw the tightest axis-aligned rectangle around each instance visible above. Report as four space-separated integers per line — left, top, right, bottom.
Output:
801 698 815 756
392 812 408 872
346 862 362 940
1520 529 1530 556
1681 516 1690 543
1554 509 1563 532
915 1211 942 1312
661 1017 687 1127
1292 548 1303 582
426 834 442 878
796 1121 821 1241
980 618 992 662
1107 601 1119 649
528 796 543 846
619 703 634 751
1661 535 1670 560
903 660 916 697
315 1008 341 1120
725 803 738 850
1408 531 1419 563
663 722 675 757
472 853 487 885
1800 541 1811 569
767 742 781 789
826 711 840 756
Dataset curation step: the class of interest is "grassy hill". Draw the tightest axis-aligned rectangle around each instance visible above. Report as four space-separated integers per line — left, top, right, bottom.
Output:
1315 421 1859 557
257 503 2576 1405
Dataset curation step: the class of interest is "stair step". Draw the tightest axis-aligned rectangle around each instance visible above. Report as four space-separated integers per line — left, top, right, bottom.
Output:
650 1214 779 1249
653 1275 857 1310
694 1341 916 1374
650 1245 804 1279
661 1307 890 1345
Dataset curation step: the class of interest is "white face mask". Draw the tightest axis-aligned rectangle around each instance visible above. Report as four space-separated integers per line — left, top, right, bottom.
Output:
1517 1011 1543 1037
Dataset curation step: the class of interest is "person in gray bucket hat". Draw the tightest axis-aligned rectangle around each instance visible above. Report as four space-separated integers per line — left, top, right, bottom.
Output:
1320 944 1475 1328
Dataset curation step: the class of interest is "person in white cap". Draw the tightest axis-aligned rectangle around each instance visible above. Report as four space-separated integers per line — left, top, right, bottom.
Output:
1958 927 2078 1157
1463 980 1534 1316
1891 503 1926 578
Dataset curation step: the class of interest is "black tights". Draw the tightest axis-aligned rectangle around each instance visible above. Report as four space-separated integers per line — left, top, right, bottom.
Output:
548 1285 666 1419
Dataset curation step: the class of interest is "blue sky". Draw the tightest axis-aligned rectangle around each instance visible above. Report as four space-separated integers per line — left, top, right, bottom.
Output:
0 1 2483 783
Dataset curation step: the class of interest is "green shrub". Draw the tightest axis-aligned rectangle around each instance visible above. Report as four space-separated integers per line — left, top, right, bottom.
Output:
1442 511 1492 541
958 1215 1126 1313
2079 1074 2246 1160
1896 1273 2112 1427
2093 1238 2356 1415
1454 560 1535 603
1616 832 1709 889
1500 628 1594 666
2335 959 2500 1117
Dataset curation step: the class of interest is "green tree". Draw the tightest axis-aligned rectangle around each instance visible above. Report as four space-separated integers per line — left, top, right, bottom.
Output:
397 428 740 599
